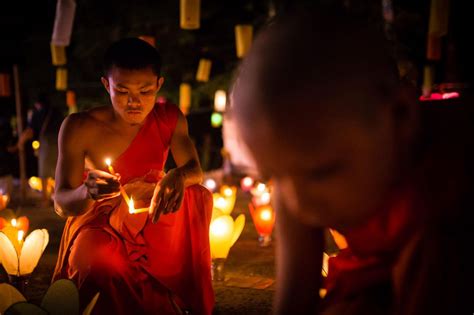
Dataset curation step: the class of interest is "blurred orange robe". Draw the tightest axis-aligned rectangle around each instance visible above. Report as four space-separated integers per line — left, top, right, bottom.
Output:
53 103 214 315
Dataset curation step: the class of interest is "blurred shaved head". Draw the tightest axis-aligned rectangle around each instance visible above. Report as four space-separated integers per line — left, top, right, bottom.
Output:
230 6 418 228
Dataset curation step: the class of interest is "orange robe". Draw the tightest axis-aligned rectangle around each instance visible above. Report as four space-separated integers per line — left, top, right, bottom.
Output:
53 103 214 315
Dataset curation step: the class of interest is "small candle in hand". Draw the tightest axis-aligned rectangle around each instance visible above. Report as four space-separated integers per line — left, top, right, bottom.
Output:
105 158 130 205
128 197 149 215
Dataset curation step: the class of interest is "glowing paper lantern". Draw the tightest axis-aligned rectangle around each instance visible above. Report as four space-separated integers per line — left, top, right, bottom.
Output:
249 203 275 246
51 44 67 66
179 83 191 114
196 58 212 82
56 68 68 91
0 73 11 97
203 178 217 192
66 90 76 107
180 0 200 30
0 228 49 276
211 112 223 128
209 214 245 259
28 177 42 192
235 24 253 58
32 141 40 151
138 35 156 47
212 185 237 215
0 191 9 211
240 176 254 192
214 90 226 112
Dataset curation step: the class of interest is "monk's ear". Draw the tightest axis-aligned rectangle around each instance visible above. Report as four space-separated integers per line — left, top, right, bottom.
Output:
156 77 164 92
101 77 110 94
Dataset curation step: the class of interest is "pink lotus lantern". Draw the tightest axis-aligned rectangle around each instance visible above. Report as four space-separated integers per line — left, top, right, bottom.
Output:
240 176 254 192
249 203 275 247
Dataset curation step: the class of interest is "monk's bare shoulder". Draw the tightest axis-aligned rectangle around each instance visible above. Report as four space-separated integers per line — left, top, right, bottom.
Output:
58 106 113 148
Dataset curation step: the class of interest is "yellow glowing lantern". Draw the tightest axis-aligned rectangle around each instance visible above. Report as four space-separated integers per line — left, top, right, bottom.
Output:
426 0 449 61
212 185 237 215
235 24 253 58
138 35 156 47
180 0 200 30
0 73 11 97
196 58 212 82
179 83 191 114
28 177 43 192
56 68 68 91
32 140 40 151
209 214 245 259
210 112 223 128
50 44 67 66
214 90 226 112
0 229 49 276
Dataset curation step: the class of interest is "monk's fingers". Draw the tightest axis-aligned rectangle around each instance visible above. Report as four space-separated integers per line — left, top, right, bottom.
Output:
171 193 185 213
152 197 165 223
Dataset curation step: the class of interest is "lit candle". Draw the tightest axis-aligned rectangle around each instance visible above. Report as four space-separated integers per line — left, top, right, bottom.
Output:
11 219 17 227
17 230 24 245
249 203 275 245
240 176 254 192
105 158 130 205
128 196 149 215
204 178 217 192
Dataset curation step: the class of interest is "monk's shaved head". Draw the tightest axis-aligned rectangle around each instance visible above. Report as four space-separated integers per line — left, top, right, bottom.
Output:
232 6 400 129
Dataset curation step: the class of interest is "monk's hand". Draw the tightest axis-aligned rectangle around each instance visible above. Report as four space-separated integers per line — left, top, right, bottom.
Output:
149 169 185 223
85 169 121 201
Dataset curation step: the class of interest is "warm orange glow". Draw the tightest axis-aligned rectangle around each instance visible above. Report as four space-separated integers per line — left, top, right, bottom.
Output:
17 230 24 242
32 140 40 150
240 176 254 191
223 187 233 197
11 219 17 227
128 197 148 214
249 203 275 237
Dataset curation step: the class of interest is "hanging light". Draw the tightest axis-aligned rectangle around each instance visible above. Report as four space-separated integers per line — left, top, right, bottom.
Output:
50 44 67 66
179 83 191 115
249 203 275 246
214 90 226 112
180 0 200 30
28 177 43 192
235 24 253 58
56 68 68 91
196 58 212 82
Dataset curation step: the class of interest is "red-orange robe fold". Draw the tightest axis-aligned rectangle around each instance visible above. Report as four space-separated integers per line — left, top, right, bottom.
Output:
53 103 214 315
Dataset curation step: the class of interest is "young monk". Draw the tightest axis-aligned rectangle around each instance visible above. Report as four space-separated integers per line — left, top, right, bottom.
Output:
53 38 214 314
231 6 473 315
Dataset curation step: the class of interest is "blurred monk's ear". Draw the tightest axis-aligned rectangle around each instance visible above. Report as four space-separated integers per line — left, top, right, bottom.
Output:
101 77 110 94
157 77 164 92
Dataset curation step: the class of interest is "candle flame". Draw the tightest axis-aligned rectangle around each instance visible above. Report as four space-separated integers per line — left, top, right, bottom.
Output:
223 187 233 197
128 197 135 214
17 230 24 242
210 218 230 236
260 209 272 221
260 192 271 204
11 219 17 227
242 176 253 188
257 183 266 193
105 158 112 166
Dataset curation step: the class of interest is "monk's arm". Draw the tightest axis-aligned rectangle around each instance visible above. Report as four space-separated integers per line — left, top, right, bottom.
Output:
273 193 324 315
54 114 93 217
169 110 203 187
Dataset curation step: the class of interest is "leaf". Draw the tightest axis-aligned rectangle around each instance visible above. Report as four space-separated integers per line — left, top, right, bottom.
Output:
41 279 79 315
82 292 100 315
0 231 19 275
0 283 26 314
5 302 48 315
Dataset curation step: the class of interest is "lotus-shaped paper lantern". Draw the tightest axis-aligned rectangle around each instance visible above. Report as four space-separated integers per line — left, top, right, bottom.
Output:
240 176 254 192
209 214 245 281
0 279 99 315
0 229 49 276
212 185 237 215
28 176 43 192
249 203 275 246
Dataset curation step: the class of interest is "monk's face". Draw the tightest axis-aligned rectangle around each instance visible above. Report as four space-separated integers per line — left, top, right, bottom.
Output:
235 100 407 231
101 66 163 125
